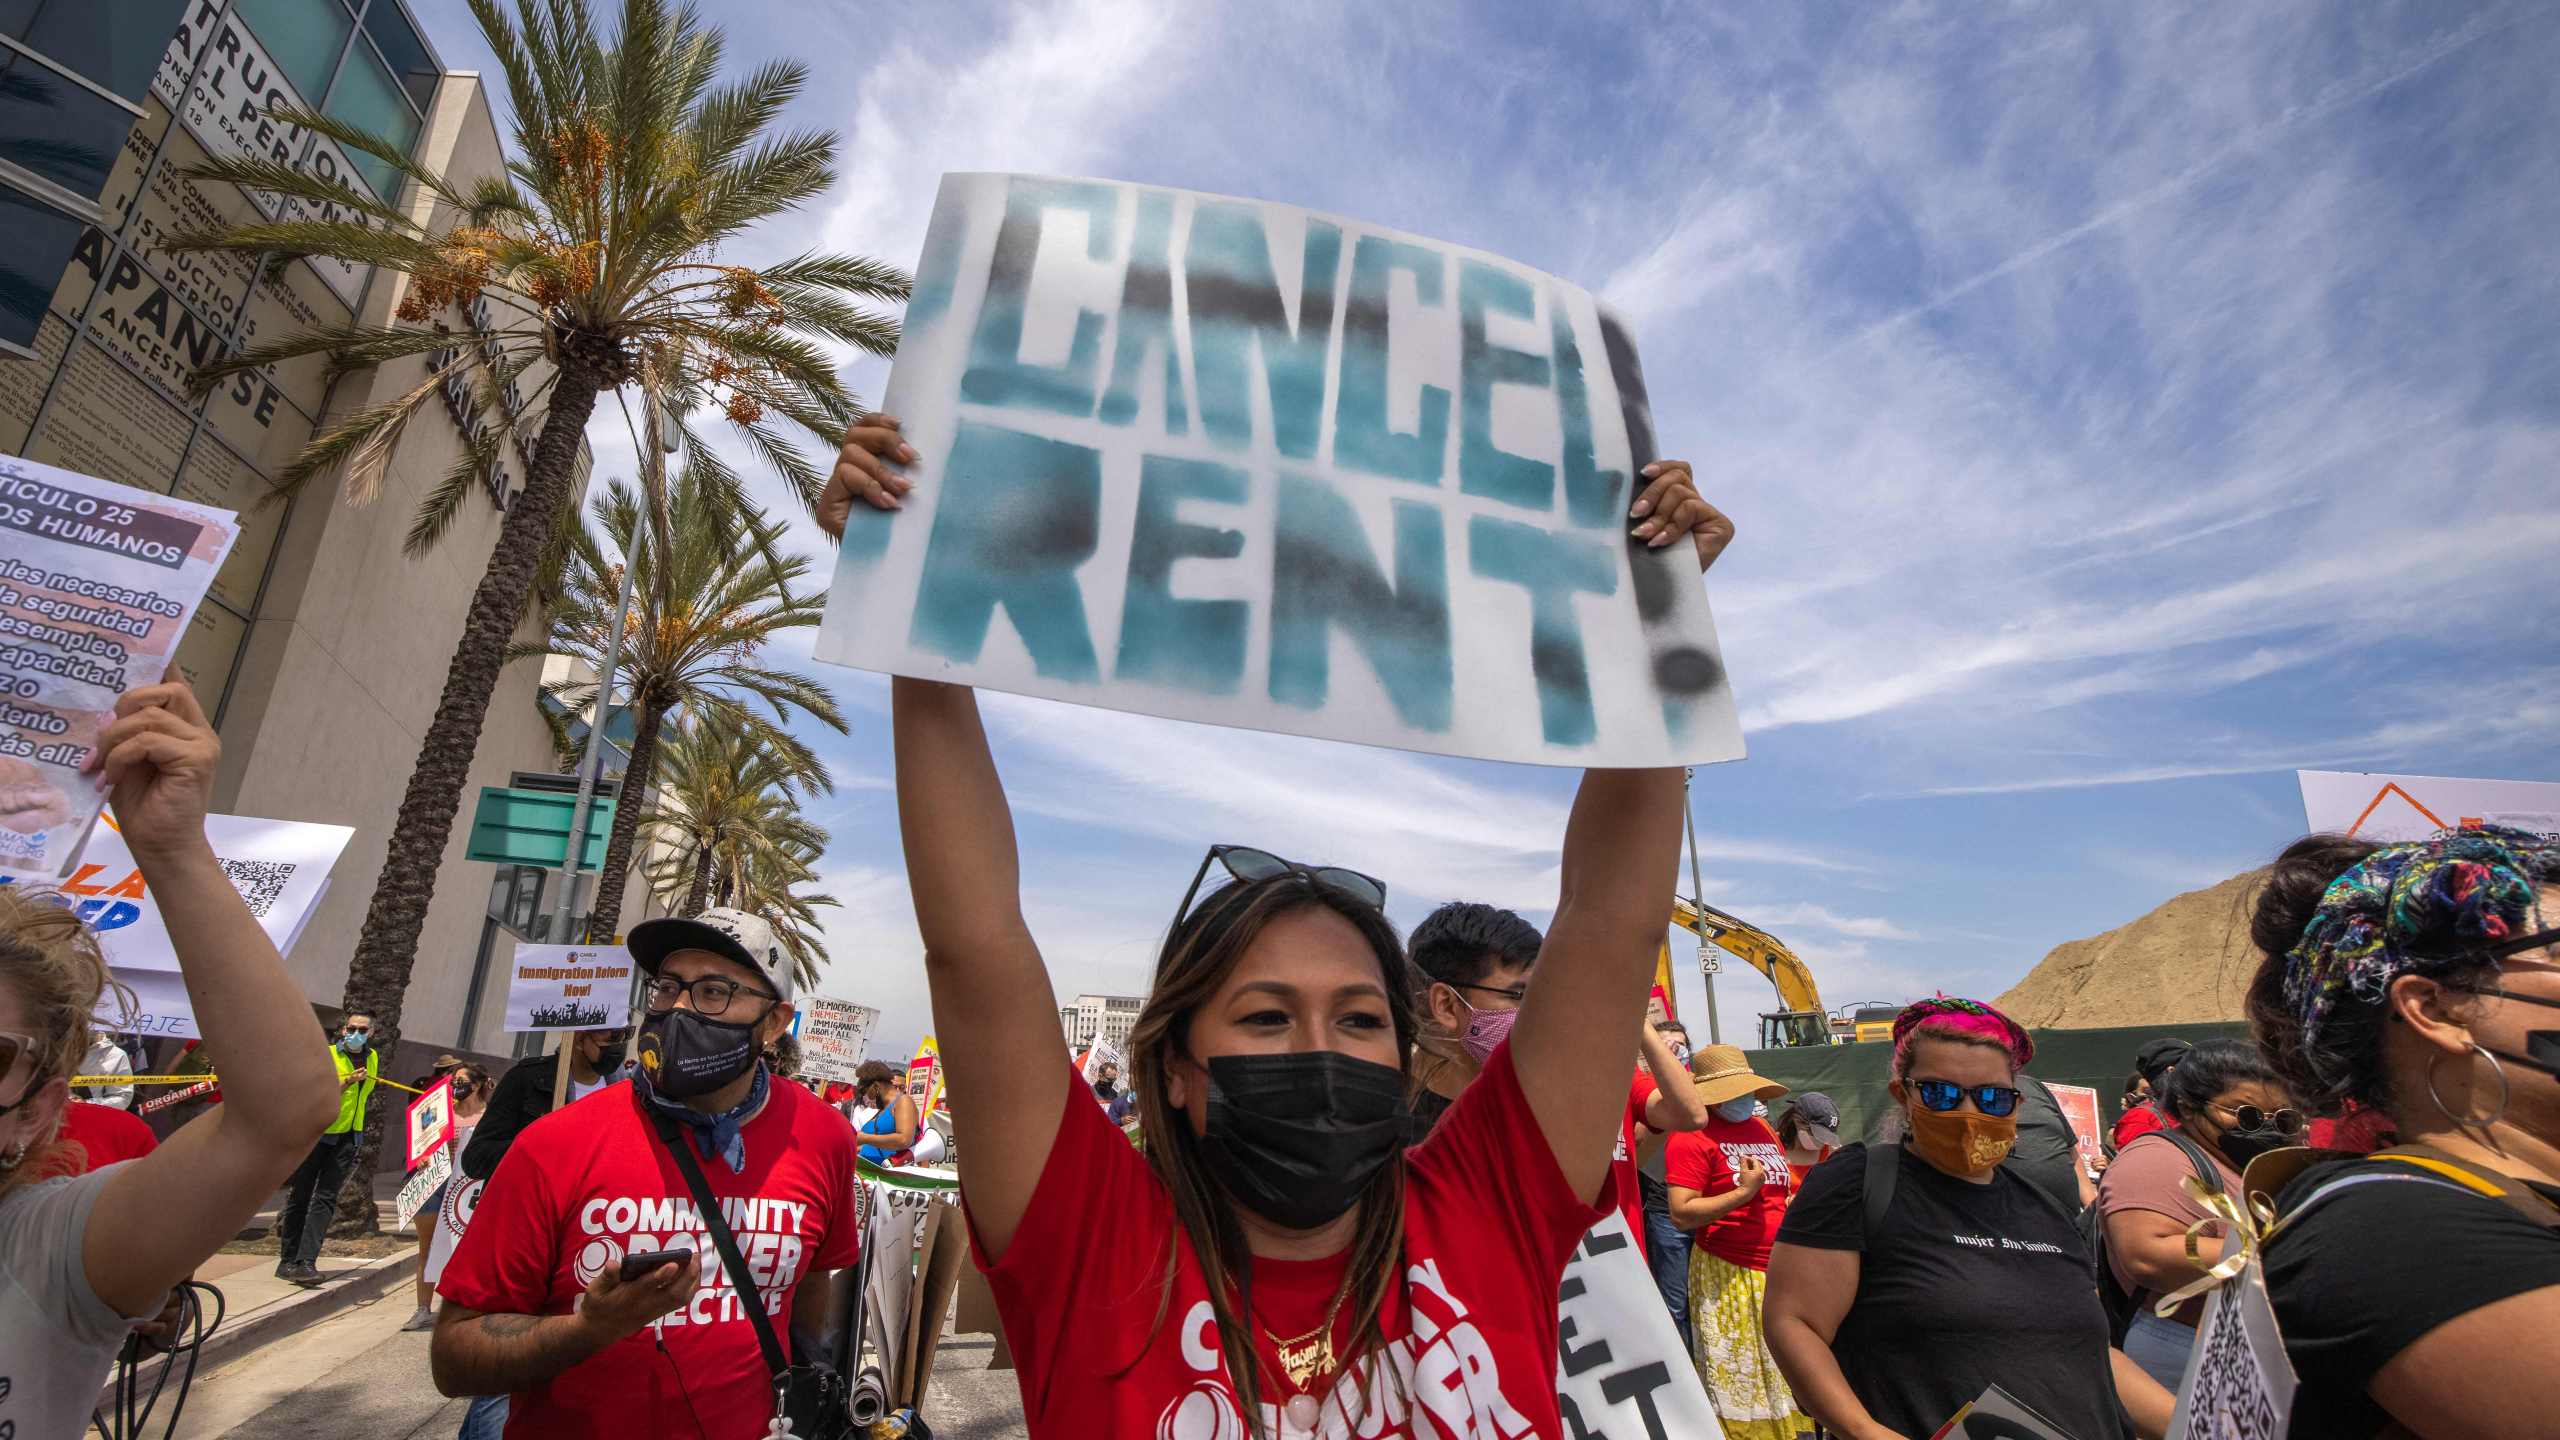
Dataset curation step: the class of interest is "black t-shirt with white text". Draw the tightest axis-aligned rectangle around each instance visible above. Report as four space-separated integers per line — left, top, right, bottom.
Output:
1777 1142 2132 1440
2265 1159 2560 1439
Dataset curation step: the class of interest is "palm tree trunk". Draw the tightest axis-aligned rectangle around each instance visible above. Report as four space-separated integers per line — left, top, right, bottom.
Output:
582 698 664 943
328 363 604 1235
683 842 714 916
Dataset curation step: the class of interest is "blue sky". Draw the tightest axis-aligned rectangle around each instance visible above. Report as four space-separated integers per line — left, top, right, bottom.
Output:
411 0 2559 1057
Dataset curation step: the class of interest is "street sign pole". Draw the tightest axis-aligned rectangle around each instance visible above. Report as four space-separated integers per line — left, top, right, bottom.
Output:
550 509 636 945
1685 767 1722 1046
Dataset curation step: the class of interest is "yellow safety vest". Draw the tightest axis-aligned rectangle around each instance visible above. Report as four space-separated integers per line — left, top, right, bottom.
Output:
328 1046 380 1134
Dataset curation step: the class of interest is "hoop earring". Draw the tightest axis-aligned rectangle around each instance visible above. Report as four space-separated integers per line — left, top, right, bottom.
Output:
0 1140 23 1170
2425 1044 2512 1132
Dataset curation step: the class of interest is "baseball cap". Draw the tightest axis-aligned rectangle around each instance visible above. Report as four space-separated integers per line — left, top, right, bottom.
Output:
1784 1091 1842 1150
627 908 795 1004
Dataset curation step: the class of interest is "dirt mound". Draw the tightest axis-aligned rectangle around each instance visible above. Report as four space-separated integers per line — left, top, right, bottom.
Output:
1995 869 2270 1029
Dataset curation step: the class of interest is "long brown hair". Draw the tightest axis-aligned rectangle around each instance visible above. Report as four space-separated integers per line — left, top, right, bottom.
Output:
1124 873 1418 1436
0 886 123 1198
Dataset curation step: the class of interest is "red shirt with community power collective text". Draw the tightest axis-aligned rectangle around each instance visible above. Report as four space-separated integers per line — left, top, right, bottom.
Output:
1609 1068 1658 1256
437 1079 862 1440
975 1041 1607 1439
1662 1113 1793 1270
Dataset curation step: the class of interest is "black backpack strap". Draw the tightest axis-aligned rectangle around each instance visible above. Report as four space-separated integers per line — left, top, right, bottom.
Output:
1861 1141 1901 1248
2154 1126 2225 1191
650 1111 791 1382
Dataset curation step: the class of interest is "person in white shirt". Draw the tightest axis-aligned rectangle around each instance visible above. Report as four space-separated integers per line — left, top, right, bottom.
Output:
76 1035 134 1110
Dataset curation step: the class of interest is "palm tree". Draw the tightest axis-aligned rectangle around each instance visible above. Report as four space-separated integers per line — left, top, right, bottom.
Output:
640 721 827 914
643 722 838 988
528 465 844 943
170 0 902 1230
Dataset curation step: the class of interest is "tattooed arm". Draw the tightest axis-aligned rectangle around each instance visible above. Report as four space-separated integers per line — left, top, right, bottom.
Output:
429 1251 702 1396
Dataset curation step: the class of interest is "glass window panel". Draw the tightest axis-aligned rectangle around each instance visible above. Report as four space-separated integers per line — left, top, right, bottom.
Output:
323 43 416 199
174 435 288 613
24 333 188 493
360 1 437 111
0 182 82 352
0 50 138 196
115 119 258 333
227 0 349 102
3 0 191 103
0 310 72 450
171 592 247 705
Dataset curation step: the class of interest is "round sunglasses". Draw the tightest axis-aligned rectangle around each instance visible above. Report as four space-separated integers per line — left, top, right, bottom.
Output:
2210 1101 2307 1136
1910 1079 2023 1118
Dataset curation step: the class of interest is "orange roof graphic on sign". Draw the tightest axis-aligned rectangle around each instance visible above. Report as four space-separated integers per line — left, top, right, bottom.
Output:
2345 782 2449 837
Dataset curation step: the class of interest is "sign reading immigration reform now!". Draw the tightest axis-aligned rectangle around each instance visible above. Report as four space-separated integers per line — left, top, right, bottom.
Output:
817 174 1744 767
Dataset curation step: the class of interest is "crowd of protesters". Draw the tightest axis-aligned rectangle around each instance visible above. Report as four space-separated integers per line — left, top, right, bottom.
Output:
0 424 2549 1440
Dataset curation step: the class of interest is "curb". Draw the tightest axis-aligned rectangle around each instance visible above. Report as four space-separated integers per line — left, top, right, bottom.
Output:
97 1250 419 1414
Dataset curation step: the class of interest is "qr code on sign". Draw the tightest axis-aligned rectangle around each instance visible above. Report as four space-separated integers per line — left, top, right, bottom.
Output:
219 859 295 918
2186 1290 2278 1440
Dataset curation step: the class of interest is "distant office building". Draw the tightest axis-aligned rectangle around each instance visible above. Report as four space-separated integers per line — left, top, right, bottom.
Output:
1060 992 1143 1052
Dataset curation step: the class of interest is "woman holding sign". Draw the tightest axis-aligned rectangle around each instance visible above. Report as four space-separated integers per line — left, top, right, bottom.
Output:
0 682 340 1435
828 416 1731 1437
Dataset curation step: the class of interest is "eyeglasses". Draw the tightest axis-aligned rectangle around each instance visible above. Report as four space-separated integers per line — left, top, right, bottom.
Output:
1170 845 1387 934
0 1030 32 1108
1911 1079 2022 1117
643 973 778 1018
1454 981 1529 1005
2210 1101 2307 1136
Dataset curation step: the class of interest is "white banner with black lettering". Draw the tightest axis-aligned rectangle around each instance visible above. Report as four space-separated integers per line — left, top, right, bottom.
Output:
1556 1212 1724 1439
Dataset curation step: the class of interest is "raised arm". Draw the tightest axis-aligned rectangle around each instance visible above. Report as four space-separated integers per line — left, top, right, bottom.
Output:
1639 1018 1706 1133
890 678 1069 1258
82 683 339 1318
1482 459 1728 1206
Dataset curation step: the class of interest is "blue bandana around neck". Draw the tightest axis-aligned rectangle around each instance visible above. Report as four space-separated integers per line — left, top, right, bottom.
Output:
636 1059 768 1174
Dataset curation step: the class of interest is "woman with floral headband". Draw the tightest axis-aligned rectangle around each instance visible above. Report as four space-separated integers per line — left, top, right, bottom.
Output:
1762 997 2173 1440
2246 827 2560 1439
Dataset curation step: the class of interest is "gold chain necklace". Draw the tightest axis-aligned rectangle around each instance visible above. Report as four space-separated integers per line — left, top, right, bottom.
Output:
1260 1289 1349 1390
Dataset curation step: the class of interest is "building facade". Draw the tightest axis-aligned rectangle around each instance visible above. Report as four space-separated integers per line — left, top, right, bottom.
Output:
1 0 659 1061
1060 992 1144 1053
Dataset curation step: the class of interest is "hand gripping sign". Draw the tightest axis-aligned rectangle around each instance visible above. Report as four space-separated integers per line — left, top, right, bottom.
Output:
816 173 1744 769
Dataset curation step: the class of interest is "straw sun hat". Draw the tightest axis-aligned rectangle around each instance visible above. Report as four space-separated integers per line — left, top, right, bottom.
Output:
1688 1044 1788 1107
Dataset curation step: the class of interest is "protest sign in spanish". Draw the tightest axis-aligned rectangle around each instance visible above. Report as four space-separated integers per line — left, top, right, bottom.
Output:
0 456 237 875
505 943 636 1032
817 173 1744 767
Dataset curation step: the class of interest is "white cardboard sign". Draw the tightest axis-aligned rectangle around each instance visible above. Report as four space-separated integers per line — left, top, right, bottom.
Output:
2299 770 2560 845
503 943 635 1032
800 996 879 1084
1555 1211 1725 1437
817 173 1744 768
0 457 238 875
396 1148 452 1230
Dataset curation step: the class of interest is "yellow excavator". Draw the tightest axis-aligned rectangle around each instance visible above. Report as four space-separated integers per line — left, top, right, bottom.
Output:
1666 896 1836 1048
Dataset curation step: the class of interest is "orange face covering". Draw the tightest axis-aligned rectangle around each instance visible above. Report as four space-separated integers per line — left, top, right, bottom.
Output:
1906 1102 2017 1175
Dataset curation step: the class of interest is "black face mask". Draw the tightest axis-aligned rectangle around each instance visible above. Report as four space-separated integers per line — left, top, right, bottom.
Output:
2475 987 2560 1083
1095 1078 1119 1099
1196 1051 1413 1231
2214 1128 2294 1168
636 1009 758 1099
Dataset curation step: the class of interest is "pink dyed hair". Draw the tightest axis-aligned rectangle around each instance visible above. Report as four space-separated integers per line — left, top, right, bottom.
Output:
1890 997 2034 1077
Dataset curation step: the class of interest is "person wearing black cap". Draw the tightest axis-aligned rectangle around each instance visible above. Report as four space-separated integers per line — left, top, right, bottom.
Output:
429 908 863 1438
1776 1092 1842 1172
2112 1038 2191 1151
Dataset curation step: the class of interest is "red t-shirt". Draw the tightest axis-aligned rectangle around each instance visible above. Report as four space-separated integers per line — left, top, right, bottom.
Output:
2112 1101 2168 1150
54 1099 157 1173
437 1080 863 1439
974 1042 1606 1439
1662 1114 1793 1270
1611 1069 1658 1255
